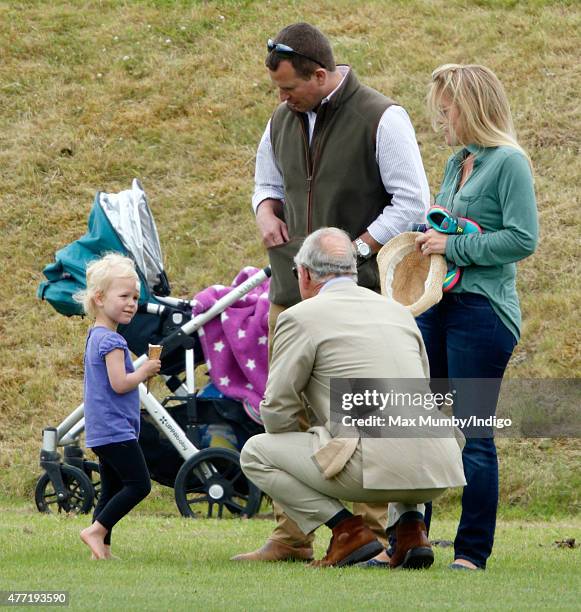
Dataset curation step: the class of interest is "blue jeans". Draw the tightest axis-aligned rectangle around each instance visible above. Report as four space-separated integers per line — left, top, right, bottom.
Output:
416 293 517 569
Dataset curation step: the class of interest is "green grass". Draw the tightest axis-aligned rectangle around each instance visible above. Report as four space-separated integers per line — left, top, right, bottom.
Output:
1 500 580 610
0 0 579 516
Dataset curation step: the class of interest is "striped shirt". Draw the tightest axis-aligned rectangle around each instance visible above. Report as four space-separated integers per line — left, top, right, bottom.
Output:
252 68 430 245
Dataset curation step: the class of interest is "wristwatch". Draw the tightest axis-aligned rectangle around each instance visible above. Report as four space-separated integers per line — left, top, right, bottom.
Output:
355 237 372 260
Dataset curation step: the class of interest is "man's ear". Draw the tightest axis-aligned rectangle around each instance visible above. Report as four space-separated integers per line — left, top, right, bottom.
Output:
314 68 327 86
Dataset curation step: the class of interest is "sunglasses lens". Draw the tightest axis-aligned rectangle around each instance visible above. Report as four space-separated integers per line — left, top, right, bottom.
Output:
267 40 294 54
266 39 325 69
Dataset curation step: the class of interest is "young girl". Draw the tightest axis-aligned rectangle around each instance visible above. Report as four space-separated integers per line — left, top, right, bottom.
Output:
76 253 161 560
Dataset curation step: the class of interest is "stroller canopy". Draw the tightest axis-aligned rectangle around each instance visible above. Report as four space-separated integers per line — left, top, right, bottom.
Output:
99 179 165 293
38 179 169 316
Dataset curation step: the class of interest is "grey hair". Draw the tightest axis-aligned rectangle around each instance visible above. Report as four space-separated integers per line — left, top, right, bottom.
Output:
294 227 357 282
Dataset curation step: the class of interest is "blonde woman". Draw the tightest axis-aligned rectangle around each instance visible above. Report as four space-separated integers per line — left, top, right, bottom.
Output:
414 64 538 570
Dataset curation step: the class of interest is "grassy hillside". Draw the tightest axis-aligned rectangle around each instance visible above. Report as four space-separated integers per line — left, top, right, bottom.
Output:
0 0 579 511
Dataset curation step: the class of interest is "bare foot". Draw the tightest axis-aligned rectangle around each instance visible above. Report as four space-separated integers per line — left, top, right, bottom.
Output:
453 558 478 570
103 545 120 561
92 547 120 561
80 523 108 560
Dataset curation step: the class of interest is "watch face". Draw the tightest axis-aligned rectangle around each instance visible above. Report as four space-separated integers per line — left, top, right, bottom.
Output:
358 240 371 257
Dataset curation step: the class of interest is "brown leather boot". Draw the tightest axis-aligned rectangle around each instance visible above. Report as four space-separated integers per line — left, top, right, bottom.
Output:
310 515 384 568
230 539 313 562
389 515 434 570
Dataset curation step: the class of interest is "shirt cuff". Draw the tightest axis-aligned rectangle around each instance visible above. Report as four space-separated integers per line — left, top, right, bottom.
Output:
366 220 390 246
445 235 457 262
252 190 285 214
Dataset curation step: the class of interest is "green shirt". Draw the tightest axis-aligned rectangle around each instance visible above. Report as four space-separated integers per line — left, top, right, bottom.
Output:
436 144 538 341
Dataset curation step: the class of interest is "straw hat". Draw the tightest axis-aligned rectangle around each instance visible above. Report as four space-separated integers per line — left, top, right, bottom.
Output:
376 232 447 317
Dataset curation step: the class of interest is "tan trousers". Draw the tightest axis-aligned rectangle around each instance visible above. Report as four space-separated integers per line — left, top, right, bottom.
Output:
242 432 439 536
265 303 388 547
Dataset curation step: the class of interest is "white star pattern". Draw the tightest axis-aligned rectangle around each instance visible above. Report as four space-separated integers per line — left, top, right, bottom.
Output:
245 383 254 390
239 295 247 302
219 376 230 386
221 312 229 321
258 336 267 345
213 341 225 353
198 326 205 337
237 329 246 339
206 359 211 370
260 292 269 300
246 359 256 371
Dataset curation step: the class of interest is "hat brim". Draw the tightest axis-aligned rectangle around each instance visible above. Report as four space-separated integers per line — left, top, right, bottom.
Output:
377 232 447 317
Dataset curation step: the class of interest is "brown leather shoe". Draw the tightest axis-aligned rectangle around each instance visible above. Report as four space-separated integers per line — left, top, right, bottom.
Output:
230 539 313 562
310 515 384 568
389 515 434 570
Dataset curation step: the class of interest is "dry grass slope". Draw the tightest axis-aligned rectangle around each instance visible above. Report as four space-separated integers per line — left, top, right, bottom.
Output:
0 0 579 511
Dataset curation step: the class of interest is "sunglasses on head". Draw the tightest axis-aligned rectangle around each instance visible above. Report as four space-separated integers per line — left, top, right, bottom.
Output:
267 39 326 69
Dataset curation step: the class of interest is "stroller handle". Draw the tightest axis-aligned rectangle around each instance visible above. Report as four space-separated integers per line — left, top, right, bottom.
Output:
133 265 271 366
181 266 271 336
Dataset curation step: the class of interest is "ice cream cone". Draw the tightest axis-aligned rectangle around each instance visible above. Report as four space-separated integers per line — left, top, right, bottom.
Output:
147 344 162 392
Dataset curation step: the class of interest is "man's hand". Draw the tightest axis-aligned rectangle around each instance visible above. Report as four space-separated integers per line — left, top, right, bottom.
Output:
256 199 289 247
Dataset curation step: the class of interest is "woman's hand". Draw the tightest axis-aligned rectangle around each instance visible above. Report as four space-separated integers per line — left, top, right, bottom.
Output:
415 229 449 256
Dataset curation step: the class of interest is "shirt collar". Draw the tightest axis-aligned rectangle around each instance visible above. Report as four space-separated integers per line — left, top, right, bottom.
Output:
319 276 356 293
452 143 487 167
307 66 349 119
322 65 349 105
466 143 485 155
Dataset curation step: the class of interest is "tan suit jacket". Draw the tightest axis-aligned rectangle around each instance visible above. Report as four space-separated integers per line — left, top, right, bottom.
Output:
260 280 466 491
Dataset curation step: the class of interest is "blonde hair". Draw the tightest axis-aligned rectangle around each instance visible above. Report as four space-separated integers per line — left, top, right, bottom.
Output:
427 63 531 165
74 253 140 318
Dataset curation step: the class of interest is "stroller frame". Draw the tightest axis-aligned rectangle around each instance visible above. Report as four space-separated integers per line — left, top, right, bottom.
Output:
37 267 270 519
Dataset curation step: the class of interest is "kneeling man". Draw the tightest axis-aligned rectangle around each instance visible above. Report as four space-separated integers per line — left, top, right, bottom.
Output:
241 228 465 568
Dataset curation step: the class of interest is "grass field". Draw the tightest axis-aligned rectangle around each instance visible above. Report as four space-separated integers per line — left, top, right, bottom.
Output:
0 0 579 541
1 500 580 610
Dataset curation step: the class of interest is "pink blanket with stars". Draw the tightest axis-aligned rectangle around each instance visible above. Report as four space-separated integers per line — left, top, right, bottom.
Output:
192 267 270 424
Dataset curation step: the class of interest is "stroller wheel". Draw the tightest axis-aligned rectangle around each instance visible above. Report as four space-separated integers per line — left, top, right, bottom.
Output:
35 465 95 515
174 448 262 519
83 461 101 507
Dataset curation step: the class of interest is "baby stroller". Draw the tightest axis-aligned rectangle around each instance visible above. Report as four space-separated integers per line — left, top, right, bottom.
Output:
35 180 269 519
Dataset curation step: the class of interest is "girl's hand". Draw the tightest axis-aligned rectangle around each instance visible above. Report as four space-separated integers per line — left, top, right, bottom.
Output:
415 229 448 256
105 350 161 393
139 358 161 380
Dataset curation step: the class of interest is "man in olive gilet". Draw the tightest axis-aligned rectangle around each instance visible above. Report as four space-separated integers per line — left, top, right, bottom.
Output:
233 22 430 563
